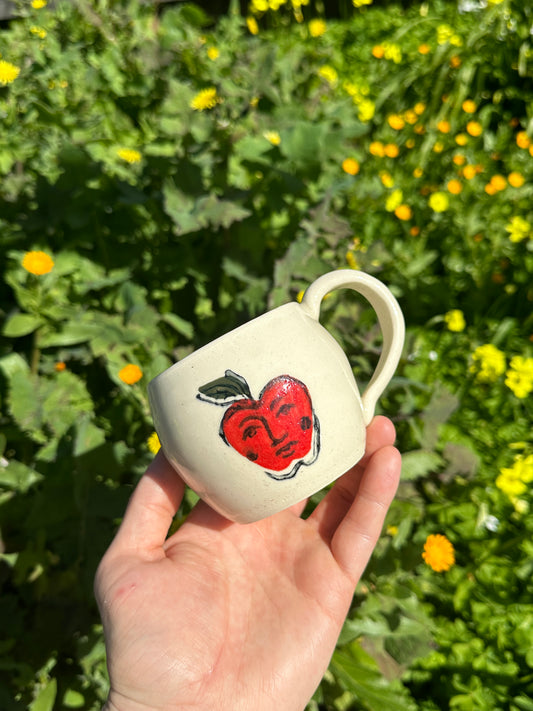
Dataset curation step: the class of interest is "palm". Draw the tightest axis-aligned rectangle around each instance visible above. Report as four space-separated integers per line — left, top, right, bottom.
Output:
95 417 401 711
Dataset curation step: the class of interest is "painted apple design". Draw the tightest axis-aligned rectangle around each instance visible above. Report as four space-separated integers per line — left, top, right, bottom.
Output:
197 370 320 480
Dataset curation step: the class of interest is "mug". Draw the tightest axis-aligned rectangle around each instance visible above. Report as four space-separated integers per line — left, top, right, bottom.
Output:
148 270 405 523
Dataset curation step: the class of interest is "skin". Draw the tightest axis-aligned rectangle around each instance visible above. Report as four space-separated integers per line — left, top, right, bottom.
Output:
94 415 401 711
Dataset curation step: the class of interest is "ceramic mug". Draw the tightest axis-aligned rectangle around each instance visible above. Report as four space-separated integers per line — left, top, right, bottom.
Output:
148 269 405 523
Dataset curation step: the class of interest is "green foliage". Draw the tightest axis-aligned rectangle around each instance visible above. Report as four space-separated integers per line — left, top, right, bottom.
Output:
1 0 533 709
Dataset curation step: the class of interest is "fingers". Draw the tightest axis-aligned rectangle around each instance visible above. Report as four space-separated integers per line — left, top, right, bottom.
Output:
330 444 401 583
109 451 186 559
308 416 397 539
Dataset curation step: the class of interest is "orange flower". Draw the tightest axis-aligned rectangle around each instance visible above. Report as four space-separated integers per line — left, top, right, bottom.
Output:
462 99 477 113
388 114 405 130
372 45 385 58
418 43 430 54
423 534 455 572
384 143 399 158
516 131 530 149
410 226 420 236
455 133 468 146
489 174 507 192
462 164 477 180
54 362 67 372
437 120 451 133
369 141 385 157
342 158 360 175
508 171 525 188
466 120 482 137
447 179 462 194
22 250 55 275
119 364 143 385
394 204 412 220
450 55 461 68
453 154 466 166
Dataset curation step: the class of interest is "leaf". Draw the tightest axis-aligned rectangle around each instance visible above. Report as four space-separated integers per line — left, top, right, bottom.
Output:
160 313 194 340
401 449 443 481
0 459 43 493
197 370 252 404
2 313 43 337
29 678 57 711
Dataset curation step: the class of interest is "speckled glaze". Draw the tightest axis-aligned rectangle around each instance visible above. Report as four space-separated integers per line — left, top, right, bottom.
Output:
148 270 405 523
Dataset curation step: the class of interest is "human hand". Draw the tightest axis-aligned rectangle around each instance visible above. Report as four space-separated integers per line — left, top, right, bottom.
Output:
94 415 401 711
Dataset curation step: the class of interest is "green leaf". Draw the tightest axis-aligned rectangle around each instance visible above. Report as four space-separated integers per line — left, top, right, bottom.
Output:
0 460 43 493
160 312 194 340
197 370 252 403
29 678 57 711
2 313 43 337
62 689 85 708
401 450 444 481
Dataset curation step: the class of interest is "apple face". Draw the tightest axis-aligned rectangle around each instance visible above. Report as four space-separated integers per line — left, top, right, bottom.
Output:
197 371 320 480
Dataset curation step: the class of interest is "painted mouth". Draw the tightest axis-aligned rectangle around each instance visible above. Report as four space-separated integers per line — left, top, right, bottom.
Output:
275 441 299 458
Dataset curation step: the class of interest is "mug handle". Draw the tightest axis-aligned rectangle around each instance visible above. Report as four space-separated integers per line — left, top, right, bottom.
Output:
300 269 405 426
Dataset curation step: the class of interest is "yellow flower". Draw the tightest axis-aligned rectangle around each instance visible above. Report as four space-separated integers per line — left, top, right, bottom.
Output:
246 16 259 34
462 164 477 180
433 141 445 153
116 148 142 164
0 60 20 85
423 534 455 572
444 309 466 332
384 143 399 158
342 158 360 176
489 174 507 192
437 120 451 133
466 120 482 137
516 131 530 149
388 114 405 130
31 0 47 7
379 170 394 188
385 189 403 212
470 343 506 382
207 46 220 61
369 141 385 157
353 0 372 6
418 43 430 55
296 289 305 303
30 25 47 38
394 204 412 221
382 42 402 63
413 167 423 178
414 102 426 115
505 216 531 243
496 454 533 499
22 250 54 275
119 364 143 385
508 171 525 188
455 133 468 146
372 45 385 59
147 432 162 454
462 99 477 113
318 65 338 85
190 87 219 111
346 251 360 270
505 356 533 398
308 19 326 37
263 130 281 146
404 109 418 125
447 179 462 195
428 192 449 212
358 99 375 122
453 154 466 166
450 55 461 68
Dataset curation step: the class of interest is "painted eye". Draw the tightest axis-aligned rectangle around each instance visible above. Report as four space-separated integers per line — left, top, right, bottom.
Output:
300 416 311 431
243 426 258 440
277 403 295 416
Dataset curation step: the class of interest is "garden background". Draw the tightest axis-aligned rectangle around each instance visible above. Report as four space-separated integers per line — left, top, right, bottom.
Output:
1 0 533 709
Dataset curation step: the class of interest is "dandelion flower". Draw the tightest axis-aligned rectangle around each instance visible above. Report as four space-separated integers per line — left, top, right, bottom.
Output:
379 170 394 187
308 19 326 37
246 17 259 34
385 189 403 212
0 60 20 85
505 356 533 399
505 216 531 243
117 148 142 164
470 343 506 382
318 65 338 85
119 364 143 385
31 0 47 7
414 102 426 116
190 87 219 111
496 454 533 498
147 431 162 454
207 46 220 61
22 250 54 275
466 120 482 137
342 158 360 175
358 99 375 122
423 534 455 572
444 309 465 332
489 174 507 192
428 192 449 212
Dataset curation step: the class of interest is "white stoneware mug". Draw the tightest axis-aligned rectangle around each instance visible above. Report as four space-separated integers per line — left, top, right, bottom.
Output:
148 270 405 523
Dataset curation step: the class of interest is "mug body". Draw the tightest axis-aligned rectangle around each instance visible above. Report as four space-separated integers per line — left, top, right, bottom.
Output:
148 302 366 523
